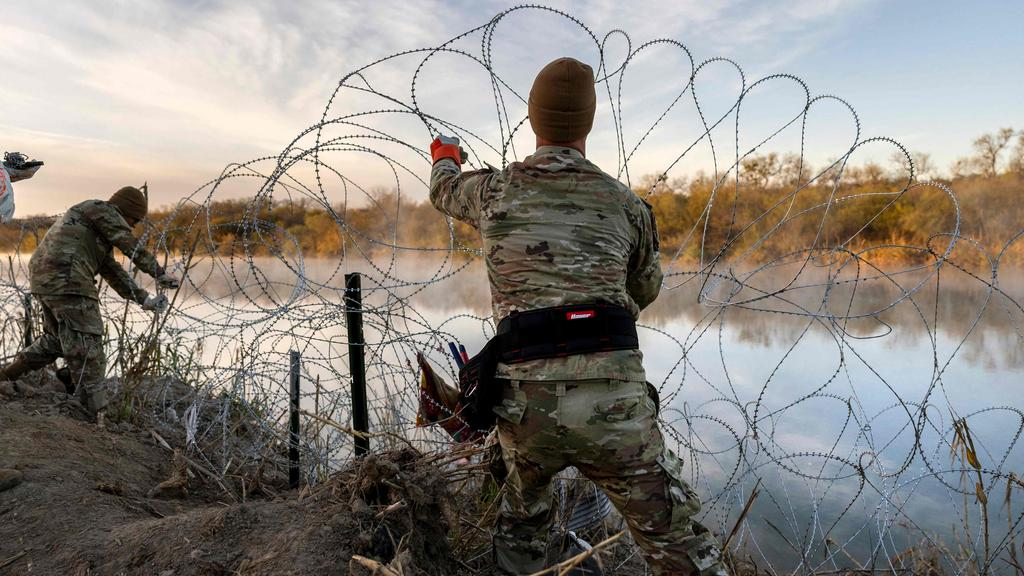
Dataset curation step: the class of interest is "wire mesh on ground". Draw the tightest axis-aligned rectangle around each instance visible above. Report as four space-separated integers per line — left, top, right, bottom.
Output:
2 5 1023 574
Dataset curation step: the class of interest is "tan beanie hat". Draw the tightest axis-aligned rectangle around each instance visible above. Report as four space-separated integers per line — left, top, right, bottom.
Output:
528 57 596 143
108 186 148 221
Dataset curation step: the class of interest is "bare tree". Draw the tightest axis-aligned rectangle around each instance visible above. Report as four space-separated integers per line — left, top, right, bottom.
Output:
638 173 688 195
1007 131 1024 175
740 153 781 189
778 153 811 187
859 162 886 185
972 127 1015 176
950 157 976 179
889 150 933 180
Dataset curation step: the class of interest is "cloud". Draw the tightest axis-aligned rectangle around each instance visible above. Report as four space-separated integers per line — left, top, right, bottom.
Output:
2 0 876 215
2 0 454 211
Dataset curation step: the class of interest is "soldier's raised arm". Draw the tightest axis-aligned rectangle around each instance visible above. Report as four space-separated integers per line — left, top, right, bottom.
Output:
428 136 496 227
626 198 664 310
83 200 165 279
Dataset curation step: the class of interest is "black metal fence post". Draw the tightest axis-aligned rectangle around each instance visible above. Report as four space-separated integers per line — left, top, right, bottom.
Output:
345 273 370 457
288 350 301 489
23 293 33 347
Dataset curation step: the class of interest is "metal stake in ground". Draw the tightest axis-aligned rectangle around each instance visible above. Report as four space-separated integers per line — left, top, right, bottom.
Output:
345 273 370 457
289 349 301 489
22 293 32 348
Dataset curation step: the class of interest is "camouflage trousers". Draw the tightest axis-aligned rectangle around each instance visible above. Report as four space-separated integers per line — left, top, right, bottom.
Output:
18 294 108 412
491 379 728 576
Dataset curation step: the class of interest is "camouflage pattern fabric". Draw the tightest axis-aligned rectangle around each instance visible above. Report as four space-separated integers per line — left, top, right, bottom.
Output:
430 147 727 574
29 199 162 303
15 294 108 413
430 146 662 382
492 379 727 575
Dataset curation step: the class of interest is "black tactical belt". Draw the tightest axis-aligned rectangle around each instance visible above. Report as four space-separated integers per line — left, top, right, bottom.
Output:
457 303 638 430
495 302 639 363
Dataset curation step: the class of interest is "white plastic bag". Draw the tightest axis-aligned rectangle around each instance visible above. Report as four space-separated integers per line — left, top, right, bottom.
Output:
0 154 43 222
0 165 14 223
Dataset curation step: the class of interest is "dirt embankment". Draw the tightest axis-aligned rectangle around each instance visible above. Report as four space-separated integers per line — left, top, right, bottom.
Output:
0 373 469 576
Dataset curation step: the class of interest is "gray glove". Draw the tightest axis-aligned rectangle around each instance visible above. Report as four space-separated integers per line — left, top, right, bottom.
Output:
156 272 181 289
142 293 169 314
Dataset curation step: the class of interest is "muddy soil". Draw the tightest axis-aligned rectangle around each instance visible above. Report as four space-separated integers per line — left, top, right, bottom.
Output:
0 373 475 576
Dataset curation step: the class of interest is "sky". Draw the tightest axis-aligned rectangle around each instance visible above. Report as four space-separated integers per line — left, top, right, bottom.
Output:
2 0 1022 216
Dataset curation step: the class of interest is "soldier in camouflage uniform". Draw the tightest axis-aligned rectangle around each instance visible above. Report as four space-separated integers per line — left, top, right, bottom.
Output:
0 186 180 415
429 58 728 575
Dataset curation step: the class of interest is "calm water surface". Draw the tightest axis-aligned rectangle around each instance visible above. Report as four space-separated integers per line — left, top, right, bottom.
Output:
7 254 1018 570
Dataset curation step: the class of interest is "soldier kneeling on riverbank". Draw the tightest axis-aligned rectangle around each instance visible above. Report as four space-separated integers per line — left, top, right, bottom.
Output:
0 186 180 416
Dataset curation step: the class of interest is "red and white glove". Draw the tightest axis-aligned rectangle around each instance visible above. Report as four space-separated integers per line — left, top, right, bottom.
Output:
430 135 468 166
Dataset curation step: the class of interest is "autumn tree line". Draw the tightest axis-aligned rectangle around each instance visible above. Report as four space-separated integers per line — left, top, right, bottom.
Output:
3 127 1023 265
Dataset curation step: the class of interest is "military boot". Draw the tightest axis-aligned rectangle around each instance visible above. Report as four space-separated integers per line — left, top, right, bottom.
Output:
0 357 31 382
77 383 109 416
0 469 23 492
546 531 604 575
55 366 74 394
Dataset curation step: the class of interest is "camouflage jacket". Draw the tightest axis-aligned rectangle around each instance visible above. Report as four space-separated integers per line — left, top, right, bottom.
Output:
29 199 163 303
430 146 663 381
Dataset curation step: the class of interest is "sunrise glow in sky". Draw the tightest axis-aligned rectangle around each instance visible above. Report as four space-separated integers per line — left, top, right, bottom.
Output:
3 0 1022 216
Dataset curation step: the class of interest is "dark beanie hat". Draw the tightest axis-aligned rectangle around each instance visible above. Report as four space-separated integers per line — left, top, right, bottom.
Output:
528 57 596 143
108 186 148 221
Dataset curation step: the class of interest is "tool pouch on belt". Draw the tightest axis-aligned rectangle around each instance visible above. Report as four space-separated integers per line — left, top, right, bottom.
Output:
457 339 503 430
457 302 640 431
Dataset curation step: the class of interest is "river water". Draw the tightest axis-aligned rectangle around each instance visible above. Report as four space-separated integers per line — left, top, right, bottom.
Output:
2 253 1020 570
